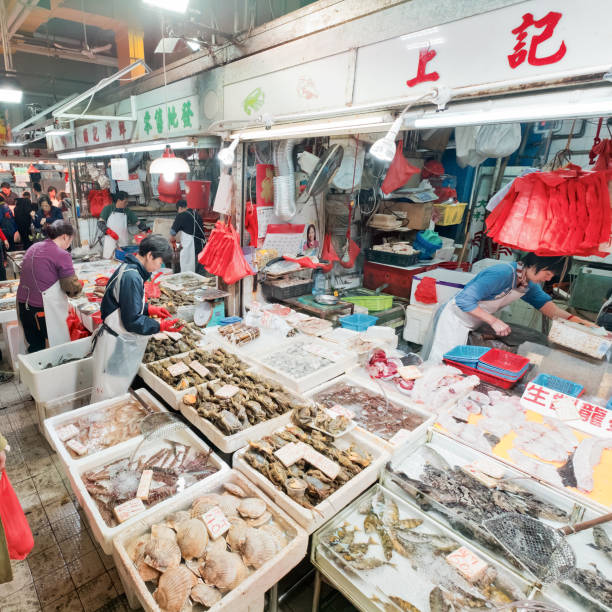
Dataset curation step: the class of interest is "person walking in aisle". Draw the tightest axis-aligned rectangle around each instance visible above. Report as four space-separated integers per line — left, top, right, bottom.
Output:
170 199 207 274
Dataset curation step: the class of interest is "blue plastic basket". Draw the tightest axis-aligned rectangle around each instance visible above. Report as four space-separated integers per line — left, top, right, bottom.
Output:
532 374 584 398
339 313 378 332
219 316 242 326
444 345 491 364
415 231 443 260
114 246 139 261
477 362 529 381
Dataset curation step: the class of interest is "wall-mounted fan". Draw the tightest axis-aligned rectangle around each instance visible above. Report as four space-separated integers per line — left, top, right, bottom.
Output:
299 144 344 202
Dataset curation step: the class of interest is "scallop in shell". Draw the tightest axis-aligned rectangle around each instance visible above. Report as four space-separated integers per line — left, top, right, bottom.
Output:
153 566 197 612
241 528 278 569
200 550 248 590
205 536 228 557
127 534 151 563
226 521 249 552
237 498 266 519
246 511 271 528
259 523 288 549
216 494 241 518
165 510 191 530
152 524 177 542
137 560 161 583
223 482 247 498
190 583 222 607
144 537 182 572
191 494 223 518
176 519 208 560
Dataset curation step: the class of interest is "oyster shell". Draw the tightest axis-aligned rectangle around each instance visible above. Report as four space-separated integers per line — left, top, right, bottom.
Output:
151 524 177 542
154 566 197 612
190 583 222 607
165 510 191 530
176 518 208 560
241 528 278 569
237 498 267 519
200 550 248 590
144 537 182 572
223 482 247 498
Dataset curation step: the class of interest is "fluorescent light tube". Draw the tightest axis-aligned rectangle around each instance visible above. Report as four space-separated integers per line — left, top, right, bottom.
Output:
143 0 189 13
58 151 87 159
5 141 25 147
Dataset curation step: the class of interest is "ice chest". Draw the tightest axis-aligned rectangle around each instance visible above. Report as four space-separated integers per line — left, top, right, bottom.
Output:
364 260 434 299
403 303 438 344
410 268 474 305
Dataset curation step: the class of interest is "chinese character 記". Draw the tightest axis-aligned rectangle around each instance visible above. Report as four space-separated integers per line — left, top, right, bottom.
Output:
508 11 567 69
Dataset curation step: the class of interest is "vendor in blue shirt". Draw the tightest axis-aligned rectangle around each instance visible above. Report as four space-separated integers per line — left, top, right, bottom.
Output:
427 254 594 362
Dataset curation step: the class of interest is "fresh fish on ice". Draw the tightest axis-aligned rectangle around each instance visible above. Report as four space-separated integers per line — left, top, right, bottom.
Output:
513 435 570 463
572 437 612 493
477 417 512 438
508 449 564 488
589 526 612 561
544 418 578 451
437 413 466 436
457 425 493 453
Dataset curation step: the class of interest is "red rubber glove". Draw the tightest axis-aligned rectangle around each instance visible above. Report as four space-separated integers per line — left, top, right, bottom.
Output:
160 318 184 332
148 305 172 319
105 228 119 241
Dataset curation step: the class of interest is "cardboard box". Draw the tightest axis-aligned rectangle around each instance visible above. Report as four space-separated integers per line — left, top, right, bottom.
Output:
389 202 433 230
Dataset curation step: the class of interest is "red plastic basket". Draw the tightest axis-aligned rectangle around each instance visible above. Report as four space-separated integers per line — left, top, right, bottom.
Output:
478 349 530 374
443 358 521 389
95 276 109 286
85 293 102 303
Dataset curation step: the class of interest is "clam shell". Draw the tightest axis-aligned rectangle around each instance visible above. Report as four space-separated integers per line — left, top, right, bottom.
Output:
165 510 191 530
237 498 267 519
152 524 177 542
246 511 271 528
190 583 222 607
241 528 278 569
259 523 288 549
176 519 208 560
227 522 249 552
154 566 197 612
191 494 223 518
144 537 182 572
200 550 248 590
223 482 247 498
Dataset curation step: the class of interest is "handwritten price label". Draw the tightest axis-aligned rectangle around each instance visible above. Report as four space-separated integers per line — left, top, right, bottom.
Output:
189 361 210 378
56 424 79 442
446 546 488 582
166 362 190 377
165 331 183 341
275 442 305 467
113 498 146 523
299 443 341 480
202 506 231 539
66 438 88 456
152 332 169 341
214 384 240 399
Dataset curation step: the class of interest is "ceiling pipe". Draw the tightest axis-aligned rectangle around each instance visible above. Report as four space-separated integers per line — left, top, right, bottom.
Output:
11 37 118 66
7 0 39 38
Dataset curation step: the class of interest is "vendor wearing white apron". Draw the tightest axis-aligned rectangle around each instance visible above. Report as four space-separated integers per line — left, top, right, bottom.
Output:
16 220 82 353
426 254 594 363
99 191 138 259
91 234 182 402
170 200 207 274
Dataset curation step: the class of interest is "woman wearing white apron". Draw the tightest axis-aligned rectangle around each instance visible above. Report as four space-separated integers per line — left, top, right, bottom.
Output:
90 234 182 402
170 200 207 274
16 220 82 352
426 254 595 363
99 191 137 259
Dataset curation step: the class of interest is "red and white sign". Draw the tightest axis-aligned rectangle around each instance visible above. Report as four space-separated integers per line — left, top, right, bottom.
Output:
446 546 488 582
202 506 231 539
521 382 612 437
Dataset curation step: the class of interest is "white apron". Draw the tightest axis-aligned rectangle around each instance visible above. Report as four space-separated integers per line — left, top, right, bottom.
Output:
178 210 198 273
103 210 129 259
90 264 151 402
428 263 527 363
41 280 71 346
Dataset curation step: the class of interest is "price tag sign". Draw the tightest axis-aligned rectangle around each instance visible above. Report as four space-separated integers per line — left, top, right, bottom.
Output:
446 546 488 582
327 405 355 420
152 332 169 341
202 506 231 539
303 343 345 363
166 362 190 377
215 384 240 399
274 442 305 467
114 498 146 523
165 331 183 341
189 361 210 378
136 469 153 500
300 444 341 480
56 424 79 442
66 438 88 456
389 429 413 446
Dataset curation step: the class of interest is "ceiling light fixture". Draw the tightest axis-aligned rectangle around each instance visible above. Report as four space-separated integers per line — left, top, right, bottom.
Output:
126 140 191 153
0 72 23 104
217 137 240 166
6 141 25 147
150 145 190 181
57 151 86 159
143 0 189 14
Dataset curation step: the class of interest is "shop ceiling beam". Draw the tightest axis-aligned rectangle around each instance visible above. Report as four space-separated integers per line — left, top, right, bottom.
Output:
13 93 78 133
11 38 118 66
7 0 39 38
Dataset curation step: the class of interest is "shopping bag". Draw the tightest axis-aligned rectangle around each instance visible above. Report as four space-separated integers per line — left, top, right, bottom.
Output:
213 173 234 215
381 142 420 194
0 471 34 560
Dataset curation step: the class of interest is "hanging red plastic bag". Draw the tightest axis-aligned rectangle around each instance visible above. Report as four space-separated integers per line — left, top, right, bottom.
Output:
321 233 340 262
381 142 420 195
87 189 112 218
414 276 438 304
244 201 258 246
0 471 34 560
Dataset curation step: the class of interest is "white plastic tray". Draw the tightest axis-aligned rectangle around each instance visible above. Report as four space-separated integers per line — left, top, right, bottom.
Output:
18 336 94 403
248 338 357 394
67 428 229 554
112 470 308 612
0 300 16 323
305 374 434 455
234 426 389 533
160 271 208 290
44 389 167 468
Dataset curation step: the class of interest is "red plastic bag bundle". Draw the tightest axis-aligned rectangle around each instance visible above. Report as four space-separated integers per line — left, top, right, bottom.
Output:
486 166 612 257
198 221 254 285
414 276 438 304
66 307 90 340
381 142 420 195
87 189 112 218
0 471 34 560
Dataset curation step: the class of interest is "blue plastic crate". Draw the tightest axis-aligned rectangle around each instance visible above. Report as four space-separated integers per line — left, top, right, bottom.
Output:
339 313 378 332
477 362 529 381
444 345 491 364
114 246 139 261
532 374 584 398
219 316 242 326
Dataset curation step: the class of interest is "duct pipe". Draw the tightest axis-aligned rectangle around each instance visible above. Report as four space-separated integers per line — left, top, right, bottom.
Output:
8 0 39 38
273 139 300 221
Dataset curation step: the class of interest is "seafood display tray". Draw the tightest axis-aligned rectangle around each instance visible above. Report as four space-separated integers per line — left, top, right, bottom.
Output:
18 336 94 403
248 338 357 394
66 428 229 555
0 298 16 323
112 470 308 612
160 271 209 290
44 389 167 468
180 404 293 454
305 374 434 456
311 484 534 612
233 427 389 533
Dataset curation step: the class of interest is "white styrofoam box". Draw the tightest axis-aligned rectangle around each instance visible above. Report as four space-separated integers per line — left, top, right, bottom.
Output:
159 270 207 290
37 388 93 447
305 374 434 456
248 338 357 394
112 470 308 612
363 325 398 348
4 320 25 371
18 336 94 403
410 268 475 306
67 428 229 554
0 299 16 324
549 318 612 360
403 303 438 344
234 426 389 533
45 389 166 468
